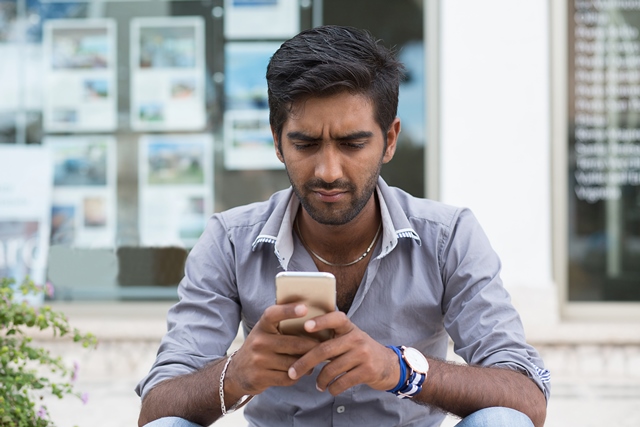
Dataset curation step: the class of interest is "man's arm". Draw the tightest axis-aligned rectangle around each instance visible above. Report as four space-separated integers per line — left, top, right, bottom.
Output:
418 357 546 427
138 359 227 427
138 303 319 426
288 312 547 427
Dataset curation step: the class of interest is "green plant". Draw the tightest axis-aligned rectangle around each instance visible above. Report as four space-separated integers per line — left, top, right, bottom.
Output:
0 277 97 426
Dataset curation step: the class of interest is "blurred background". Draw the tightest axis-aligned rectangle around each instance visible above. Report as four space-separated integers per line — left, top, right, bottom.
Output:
0 0 639 425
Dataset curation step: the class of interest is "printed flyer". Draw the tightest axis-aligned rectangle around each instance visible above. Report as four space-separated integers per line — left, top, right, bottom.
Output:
0 145 52 292
43 19 117 132
130 17 206 131
223 42 283 170
138 134 213 247
224 0 299 40
45 135 117 248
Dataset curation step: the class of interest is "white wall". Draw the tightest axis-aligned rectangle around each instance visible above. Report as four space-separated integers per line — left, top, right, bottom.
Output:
439 1 554 295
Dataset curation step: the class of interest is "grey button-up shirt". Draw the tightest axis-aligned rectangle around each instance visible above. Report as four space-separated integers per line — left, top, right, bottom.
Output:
136 177 550 427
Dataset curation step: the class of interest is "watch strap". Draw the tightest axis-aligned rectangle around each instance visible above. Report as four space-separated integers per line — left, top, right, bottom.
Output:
385 345 407 393
386 345 427 399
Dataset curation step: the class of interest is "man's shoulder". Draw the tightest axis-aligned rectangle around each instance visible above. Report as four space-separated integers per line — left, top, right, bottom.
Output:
384 184 463 229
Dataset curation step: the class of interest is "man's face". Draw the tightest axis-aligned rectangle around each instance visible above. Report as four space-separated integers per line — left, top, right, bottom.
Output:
274 92 399 226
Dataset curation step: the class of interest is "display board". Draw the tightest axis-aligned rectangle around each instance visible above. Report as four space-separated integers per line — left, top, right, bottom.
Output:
568 0 640 301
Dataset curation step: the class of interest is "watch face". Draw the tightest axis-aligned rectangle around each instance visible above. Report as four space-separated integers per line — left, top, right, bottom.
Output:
403 347 429 374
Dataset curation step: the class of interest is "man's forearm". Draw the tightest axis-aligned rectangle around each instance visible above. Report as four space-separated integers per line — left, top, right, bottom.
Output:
138 357 244 427
415 359 547 427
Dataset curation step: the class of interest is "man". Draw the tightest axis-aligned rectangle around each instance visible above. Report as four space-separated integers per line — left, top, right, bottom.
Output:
136 25 550 427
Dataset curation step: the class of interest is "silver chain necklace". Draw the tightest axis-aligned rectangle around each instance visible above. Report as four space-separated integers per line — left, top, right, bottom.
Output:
295 219 382 267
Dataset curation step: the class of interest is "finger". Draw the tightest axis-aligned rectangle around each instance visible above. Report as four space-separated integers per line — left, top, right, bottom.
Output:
257 303 308 334
247 328 319 358
288 336 344 380
324 366 369 396
303 310 353 337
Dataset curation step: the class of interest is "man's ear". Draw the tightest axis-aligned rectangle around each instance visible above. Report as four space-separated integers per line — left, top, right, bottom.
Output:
272 127 284 163
382 117 401 164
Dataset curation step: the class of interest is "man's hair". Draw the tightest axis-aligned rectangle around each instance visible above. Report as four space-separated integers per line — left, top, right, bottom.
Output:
266 25 404 145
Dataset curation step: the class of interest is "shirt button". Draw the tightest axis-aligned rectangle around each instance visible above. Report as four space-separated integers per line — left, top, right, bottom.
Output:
336 405 345 413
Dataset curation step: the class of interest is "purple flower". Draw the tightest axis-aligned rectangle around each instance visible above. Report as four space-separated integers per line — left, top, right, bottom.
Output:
45 282 55 298
81 392 89 405
71 361 80 383
36 406 48 419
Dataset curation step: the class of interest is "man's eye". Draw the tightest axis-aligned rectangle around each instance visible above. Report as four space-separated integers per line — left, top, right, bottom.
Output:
294 143 316 150
343 142 365 149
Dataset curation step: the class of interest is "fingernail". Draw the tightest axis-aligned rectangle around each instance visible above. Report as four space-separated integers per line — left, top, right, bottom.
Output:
304 320 315 331
294 304 306 316
288 367 297 380
316 384 324 392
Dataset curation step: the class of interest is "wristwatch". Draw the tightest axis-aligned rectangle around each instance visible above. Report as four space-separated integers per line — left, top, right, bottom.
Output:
401 346 429 376
387 346 429 399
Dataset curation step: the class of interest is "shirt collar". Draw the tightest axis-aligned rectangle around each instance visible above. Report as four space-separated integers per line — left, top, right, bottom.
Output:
251 177 421 270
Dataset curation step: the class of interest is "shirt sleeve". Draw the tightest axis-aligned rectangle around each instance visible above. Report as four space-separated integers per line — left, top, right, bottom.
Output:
440 208 551 402
135 214 242 400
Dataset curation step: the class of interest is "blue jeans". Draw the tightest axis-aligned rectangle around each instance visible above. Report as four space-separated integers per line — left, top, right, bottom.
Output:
142 418 202 427
143 407 533 427
455 407 534 427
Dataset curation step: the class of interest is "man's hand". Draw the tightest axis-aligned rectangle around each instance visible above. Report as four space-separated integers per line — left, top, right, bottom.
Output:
286 311 400 395
224 303 321 397
139 302 322 426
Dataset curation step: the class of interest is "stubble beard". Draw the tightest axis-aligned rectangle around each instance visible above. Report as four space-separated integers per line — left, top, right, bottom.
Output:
287 161 383 226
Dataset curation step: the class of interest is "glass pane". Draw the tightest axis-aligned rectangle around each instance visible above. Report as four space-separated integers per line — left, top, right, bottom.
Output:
323 0 426 197
0 0 427 301
568 2 640 301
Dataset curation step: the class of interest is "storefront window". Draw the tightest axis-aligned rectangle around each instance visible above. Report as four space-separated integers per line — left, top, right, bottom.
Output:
568 1 640 301
0 0 426 301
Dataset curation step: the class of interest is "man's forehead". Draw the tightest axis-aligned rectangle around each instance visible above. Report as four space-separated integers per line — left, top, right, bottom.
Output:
288 92 373 117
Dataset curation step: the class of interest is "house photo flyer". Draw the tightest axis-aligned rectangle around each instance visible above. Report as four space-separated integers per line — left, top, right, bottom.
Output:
45 135 117 248
138 133 213 247
130 16 206 131
43 19 117 132
224 0 299 40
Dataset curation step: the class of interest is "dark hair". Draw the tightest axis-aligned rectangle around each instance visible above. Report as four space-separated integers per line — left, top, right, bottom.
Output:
266 25 404 144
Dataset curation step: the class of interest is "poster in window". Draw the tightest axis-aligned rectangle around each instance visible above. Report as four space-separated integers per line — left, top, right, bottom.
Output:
138 134 213 247
0 145 52 293
45 135 117 248
223 42 283 170
43 19 117 132
130 17 206 131
224 0 299 40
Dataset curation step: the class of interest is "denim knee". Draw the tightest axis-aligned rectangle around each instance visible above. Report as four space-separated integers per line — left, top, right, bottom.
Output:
455 407 534 427
142 417 203 427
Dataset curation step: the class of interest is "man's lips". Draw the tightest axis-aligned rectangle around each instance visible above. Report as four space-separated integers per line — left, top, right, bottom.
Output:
313 189 347 202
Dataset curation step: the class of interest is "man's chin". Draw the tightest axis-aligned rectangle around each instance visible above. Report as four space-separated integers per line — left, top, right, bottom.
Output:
303 207 351 226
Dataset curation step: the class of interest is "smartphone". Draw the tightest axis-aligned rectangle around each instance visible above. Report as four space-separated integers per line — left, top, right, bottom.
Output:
275 271 336 342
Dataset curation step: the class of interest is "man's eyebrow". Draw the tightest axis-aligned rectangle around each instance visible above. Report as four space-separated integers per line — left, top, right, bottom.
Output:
285 130 374 142
286 131 321 142
335 131 374 141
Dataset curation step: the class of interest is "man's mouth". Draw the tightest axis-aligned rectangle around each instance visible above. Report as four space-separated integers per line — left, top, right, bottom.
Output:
313 189 346 202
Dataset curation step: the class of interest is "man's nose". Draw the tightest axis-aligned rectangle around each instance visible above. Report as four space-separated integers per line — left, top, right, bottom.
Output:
315 145 343 183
